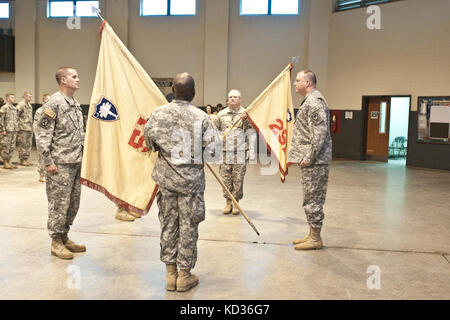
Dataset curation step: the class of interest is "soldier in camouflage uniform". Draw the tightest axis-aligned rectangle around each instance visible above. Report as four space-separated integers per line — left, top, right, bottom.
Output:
288 70 332 251
16 92 34 166
35 67 86 260
214 90 251 215
0 94 19 169
33 94 51 182
144 72 220 292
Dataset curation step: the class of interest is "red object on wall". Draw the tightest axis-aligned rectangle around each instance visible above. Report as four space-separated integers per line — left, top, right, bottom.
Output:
330 110 341 134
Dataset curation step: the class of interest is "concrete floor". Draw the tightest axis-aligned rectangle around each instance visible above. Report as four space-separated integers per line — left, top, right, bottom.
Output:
0 150 449 300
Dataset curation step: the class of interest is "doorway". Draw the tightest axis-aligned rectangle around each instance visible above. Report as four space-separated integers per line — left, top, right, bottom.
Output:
388 97 410 165
362 95 411 163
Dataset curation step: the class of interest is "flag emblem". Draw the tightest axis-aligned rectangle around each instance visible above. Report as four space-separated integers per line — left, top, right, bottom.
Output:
93 96 119 121
287 110 293 123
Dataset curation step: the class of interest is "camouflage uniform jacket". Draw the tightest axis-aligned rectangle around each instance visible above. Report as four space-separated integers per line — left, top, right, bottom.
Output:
288 89 332 165
0 103 19 132
35 91 85 166
214 106 251 154
33 106 44 133
16 100 33 132
144 99 221 194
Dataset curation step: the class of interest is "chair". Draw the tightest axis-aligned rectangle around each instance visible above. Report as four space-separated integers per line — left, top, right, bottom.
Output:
389 136 407 158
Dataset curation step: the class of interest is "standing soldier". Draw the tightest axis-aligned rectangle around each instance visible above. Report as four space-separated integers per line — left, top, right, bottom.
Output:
214 90 250 215
33 93 51 182
35 66 86 260
288 70 332 250
144 72 220 292
0 94 19 169
16 91 34 166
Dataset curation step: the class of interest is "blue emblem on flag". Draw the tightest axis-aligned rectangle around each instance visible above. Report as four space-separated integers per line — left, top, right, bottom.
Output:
93 97 119 121
287 110 293 123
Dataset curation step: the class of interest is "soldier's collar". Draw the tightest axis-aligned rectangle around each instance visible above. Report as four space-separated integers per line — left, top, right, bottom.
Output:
305 89 318 99
172 99 191 106
59 91 78 107
227 106 242 113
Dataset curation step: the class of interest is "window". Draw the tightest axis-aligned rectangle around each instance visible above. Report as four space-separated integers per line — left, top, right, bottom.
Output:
379 102 387 134
141 0 196 16
240 0 299 15
47 0 99 18
335 0 399 12
0 1 9 19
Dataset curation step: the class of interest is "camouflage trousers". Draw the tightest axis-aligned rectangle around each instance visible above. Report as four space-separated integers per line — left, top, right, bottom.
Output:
16 130 33 161
219 164 247 200
157 187 205 270
300 164 329 229
1 131 17 161
46 163 81 239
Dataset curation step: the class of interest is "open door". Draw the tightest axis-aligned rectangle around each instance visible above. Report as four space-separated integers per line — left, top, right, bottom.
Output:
366 97 390 162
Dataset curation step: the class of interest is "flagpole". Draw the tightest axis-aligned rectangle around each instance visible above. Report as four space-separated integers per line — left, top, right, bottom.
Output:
92 6 105 21
205 163 260 236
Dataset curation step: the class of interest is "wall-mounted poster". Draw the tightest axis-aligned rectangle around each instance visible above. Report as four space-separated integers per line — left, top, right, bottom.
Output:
417 96 450 144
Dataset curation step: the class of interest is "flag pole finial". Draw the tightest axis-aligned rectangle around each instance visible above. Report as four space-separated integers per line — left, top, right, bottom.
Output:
92 5 105 21
291 56 300 64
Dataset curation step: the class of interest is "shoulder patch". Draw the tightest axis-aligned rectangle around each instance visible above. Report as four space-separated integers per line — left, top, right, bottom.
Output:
44 109 56 119
311 111 324 125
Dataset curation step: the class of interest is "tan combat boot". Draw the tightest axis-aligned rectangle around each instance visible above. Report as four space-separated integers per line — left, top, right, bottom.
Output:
127 210 142 219
223 199 232 214
115 207 135 221
20 159 32 166
166 264 178 291
9 161 18 169
176 269 199 292
232 201 240 215
294 227 323 250
3 160 13 169
38 172 45 182
51 235 74 259
62 233 86 253
293 227 312 245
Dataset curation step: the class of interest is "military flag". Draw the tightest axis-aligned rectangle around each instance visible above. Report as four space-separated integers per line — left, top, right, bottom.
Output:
246 64 295 182
81 21 166 214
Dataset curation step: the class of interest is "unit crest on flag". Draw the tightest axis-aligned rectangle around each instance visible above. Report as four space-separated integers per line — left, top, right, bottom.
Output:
93 96 119 121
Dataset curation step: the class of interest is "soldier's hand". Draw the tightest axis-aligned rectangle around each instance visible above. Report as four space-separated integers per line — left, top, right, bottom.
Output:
45 164 58 174
240 112 248 120
2 131 6 136
300 160 311 167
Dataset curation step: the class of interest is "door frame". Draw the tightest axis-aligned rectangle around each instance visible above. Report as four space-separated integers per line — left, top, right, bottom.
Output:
361 95 412 161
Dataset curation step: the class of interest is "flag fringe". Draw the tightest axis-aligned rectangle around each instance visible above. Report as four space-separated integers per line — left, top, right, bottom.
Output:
247 116 290 183
80 178 158 215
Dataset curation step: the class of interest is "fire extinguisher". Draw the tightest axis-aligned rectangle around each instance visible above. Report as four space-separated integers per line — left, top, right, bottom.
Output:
331 114 337 134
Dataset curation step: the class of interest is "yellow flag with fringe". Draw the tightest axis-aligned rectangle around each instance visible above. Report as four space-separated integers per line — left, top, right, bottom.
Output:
81 21 167 214
246 64 295 182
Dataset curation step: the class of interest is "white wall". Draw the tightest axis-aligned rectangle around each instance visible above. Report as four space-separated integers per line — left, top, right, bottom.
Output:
5 0 448 111
327 0 450 111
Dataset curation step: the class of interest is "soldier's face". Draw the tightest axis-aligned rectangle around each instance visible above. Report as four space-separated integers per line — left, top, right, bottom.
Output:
295 72 309 96
63 69 80 91
227 94 241 109
25 94 32 102
7 95 15 104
